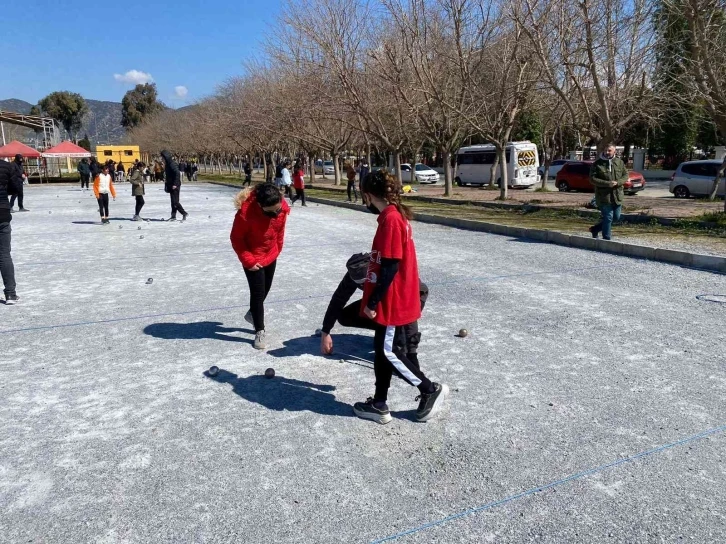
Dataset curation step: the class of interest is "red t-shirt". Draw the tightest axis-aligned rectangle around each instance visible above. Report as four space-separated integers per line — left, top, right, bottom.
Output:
361 205 422 326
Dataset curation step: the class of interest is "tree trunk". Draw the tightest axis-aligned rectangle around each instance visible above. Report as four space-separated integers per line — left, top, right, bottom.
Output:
262 157 268 182
443 149 453 197
497 146 508 200
708 159 726 201
308 152 316 185
366 145 372 174
394 152 402 184
332 152 341 186
489 154 500 189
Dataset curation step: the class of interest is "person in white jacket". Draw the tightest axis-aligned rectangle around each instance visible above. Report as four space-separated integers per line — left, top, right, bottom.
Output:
280 160 293 200
93 165 116 225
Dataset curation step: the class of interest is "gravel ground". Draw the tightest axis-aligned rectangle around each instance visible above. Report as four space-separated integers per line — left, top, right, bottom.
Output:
1 183 725 543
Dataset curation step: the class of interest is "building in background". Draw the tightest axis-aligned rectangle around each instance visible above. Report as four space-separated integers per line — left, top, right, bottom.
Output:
95 145 141 165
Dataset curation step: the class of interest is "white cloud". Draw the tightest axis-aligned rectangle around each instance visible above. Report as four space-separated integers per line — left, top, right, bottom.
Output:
113 70 154 85
174 86 188 98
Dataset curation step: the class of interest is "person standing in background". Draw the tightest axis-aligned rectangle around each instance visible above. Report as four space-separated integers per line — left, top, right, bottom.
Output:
0 159 21 304
129 161 146 221
589 144 628 240
93 165 116 225
161 150 188 222
77 158 91 191
117 161 126 182
345 161 358 203
9 155 28 212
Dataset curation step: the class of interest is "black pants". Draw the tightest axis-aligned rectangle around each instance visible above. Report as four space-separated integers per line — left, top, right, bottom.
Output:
243 260 277 332
97 193 109 217
373 324 432 402
283 185 293 199
9 192 23 210
170 188 186 218
347 179 358 201
80 174 90 189
0 221 16 297
339 299 423 354
291 188 305 205
135 195 145 215
244 174 252 185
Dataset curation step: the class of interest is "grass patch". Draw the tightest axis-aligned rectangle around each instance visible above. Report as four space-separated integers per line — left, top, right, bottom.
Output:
533 186 552 192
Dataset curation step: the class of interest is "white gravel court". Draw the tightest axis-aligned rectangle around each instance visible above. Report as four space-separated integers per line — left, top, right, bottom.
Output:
1 182 725 543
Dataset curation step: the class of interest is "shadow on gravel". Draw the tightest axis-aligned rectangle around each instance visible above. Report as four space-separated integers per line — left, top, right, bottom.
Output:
267 333 375 362
205 369 353 417
143 321 253 344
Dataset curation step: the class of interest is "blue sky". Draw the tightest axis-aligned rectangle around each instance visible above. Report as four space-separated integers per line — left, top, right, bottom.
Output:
3 0 281 106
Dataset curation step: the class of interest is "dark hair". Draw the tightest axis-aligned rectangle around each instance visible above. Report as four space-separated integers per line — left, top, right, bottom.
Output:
255 182 282 208
361 169 413 220
137 162 146 168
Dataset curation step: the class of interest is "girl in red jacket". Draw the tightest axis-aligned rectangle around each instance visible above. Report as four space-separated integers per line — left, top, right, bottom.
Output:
290 162 306 206
355 169 448 424
230 183 290 349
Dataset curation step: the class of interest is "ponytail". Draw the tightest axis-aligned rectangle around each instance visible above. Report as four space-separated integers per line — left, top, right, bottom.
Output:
361 169 413 220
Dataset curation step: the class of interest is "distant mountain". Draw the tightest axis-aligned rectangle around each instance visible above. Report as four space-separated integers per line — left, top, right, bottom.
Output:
0 97 126 145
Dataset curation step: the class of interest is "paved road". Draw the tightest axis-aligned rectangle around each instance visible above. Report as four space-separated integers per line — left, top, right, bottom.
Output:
1 184 724 543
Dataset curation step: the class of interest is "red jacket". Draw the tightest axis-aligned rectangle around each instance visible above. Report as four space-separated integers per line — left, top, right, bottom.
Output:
293 169 305 190
230 192 290 269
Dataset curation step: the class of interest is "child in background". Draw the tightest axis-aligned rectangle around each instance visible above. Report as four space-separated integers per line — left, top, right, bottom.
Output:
291 162 306 206
354 169 448 424
93 165 116 224
230 183 290 350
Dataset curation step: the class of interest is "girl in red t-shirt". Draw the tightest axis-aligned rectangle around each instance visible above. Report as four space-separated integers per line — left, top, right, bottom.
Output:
355 170 448 424
230 183 290 350
290 162 306 206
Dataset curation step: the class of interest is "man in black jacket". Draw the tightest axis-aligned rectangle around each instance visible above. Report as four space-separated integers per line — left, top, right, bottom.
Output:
89 156 102 179
161 150 188 221
0 160 20 304
9 155 28 212
320 252 428 366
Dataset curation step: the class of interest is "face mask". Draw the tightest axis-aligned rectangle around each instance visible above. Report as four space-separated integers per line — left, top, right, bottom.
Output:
366 203 380 215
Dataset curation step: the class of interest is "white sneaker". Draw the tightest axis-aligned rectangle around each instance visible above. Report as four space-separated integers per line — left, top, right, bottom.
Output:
253 330 266 350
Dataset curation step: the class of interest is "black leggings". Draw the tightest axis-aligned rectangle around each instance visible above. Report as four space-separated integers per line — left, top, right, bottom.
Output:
97 193 109 217
81 174 90 189
243 260 277 332
373 324 432 402
347 179 358 201
135 195 145 215
339 299 422 354
291 188 305 205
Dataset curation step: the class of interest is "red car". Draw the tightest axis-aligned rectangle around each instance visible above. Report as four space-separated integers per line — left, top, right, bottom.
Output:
555 161 646 195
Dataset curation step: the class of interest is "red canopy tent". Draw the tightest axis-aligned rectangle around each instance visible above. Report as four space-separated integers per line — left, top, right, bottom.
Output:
0 140 41 159
41 141 92 158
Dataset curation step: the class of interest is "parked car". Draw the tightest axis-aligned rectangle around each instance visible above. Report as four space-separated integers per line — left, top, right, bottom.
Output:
314 159 335 176
400 163 440 184
555 161 646 195
538 159 572 179
670 160 725 198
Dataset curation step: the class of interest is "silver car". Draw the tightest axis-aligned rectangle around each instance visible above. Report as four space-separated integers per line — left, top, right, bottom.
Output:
670 160 725 198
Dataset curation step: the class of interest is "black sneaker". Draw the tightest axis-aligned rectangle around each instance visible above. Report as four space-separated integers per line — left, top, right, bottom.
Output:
589 226 599 238
182 212 188 221
353 397 392 424
415 383 449 422
4 294 19 305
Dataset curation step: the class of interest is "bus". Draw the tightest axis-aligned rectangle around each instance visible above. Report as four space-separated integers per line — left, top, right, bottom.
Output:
455 141 540 188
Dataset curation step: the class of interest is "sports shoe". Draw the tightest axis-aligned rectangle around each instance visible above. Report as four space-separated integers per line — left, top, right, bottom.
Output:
132 215 140 221
244 310 254 325
4 294 19 305
253 330 267 350
589 226 599 239
415 383 449 422
353 397 392 424
182 212 188 221
19 208 29 212
167 217 177 222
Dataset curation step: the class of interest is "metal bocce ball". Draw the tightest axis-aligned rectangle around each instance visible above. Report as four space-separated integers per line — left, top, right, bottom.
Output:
265 368 275 379
208 366 219 377
458 329 468 338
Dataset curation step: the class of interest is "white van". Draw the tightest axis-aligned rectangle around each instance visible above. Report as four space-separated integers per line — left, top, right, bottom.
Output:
455 142 540 188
